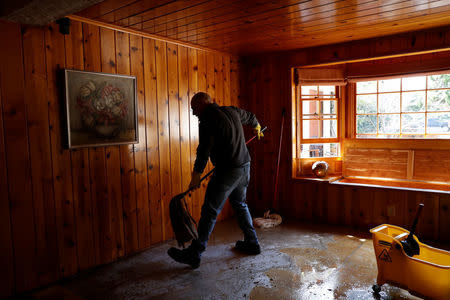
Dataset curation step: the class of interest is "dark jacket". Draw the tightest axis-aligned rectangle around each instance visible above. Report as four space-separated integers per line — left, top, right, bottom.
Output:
193 103 259 173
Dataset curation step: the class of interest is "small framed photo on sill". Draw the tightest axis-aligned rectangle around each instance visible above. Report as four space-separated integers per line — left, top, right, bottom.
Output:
64 69 138 148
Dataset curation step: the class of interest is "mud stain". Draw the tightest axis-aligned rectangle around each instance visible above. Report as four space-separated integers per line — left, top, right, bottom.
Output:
250 269 302 300
250 234 420 300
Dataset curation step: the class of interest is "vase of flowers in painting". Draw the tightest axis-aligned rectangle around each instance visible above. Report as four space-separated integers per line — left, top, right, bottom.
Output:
76 80 128 138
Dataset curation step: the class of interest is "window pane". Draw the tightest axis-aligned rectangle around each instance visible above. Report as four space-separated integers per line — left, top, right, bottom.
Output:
357 81 377 93
427 112 450 134
402 91 425 112
378 114 400 134
427 89 450 111
302 120 320 138
403 76 426 91
302 100 319 115
318 86 336 98
302 119 337 138
357 94 377 113
322 100 337 114
301 86 317 96
300 143 340 158
379 93 400 113
355 75 450 139
322 119 337 138
428 74 450 89
357 115 377 134
379 78 400 92
402 113 425 134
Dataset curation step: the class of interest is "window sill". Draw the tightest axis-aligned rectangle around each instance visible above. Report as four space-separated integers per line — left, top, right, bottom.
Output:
293 175 450 194
293 175 343 183
330 177 450 194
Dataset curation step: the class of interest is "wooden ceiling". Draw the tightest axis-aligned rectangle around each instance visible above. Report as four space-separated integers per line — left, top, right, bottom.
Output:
76 0 450 55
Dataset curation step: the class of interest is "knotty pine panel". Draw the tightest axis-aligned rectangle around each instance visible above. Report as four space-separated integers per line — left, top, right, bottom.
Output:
188 48 201 222
287 180 449 243
143 38 164 244
0 20 240 297
195 50 208 222
101 27 126 262
167 43 182 236
0 24 15 298
0 21 37 293
178 47 193 217
155 39 172 240
116 30 138 256
23 26 59 287
65 21 97 271
130 35 152 250
439 194 450 243
46 24 79 277
343 148 409 179
82 22 105 267
413 150 450 182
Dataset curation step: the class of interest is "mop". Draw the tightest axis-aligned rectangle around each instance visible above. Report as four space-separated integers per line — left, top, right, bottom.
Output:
253 109 285 228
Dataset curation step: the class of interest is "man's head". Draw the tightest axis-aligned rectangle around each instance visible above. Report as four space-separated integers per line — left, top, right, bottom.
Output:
191 92 212 117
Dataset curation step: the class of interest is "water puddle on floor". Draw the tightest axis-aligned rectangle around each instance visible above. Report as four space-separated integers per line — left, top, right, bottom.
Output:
250 234 419 300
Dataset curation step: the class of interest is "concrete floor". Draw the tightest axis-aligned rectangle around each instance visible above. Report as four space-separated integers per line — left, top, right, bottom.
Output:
22 220 425 300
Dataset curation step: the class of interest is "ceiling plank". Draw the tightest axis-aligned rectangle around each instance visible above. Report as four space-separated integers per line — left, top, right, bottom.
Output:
75 0 450 54
67 14 229 55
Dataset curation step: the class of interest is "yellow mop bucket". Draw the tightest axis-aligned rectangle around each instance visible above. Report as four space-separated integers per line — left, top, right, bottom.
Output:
370 223 450 299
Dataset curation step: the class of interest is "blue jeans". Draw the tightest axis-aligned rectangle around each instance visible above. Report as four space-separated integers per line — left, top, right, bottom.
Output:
195 163 258 253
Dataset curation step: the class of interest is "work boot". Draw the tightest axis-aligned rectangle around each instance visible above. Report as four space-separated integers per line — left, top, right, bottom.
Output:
234 240 261 255
167 245 201 269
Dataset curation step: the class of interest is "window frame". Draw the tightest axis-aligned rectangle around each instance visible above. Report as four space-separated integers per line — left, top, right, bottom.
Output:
354 75 450 139
296 84 341 159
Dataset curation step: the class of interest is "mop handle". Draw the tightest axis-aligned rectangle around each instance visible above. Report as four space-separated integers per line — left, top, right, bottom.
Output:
273 108 285 210
185 126 267 194
408 203 424 238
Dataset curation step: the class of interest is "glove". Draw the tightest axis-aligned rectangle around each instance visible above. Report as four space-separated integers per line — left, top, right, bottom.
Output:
189 171 202 190
253 124 264 140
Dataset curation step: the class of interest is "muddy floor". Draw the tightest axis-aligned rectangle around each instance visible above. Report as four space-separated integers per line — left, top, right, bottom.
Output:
20 219 425 300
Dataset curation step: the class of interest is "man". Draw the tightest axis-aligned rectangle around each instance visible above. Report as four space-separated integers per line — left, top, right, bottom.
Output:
168 92 264 269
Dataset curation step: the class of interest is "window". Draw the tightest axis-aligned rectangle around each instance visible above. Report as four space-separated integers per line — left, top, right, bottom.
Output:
356 73 450 138
297 85 340 158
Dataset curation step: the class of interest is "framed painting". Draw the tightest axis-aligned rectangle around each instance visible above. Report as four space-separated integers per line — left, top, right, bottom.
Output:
64 69 138 148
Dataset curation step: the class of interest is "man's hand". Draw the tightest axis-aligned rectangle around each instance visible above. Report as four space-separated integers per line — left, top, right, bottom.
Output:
253 124 264 140
189 171 202 190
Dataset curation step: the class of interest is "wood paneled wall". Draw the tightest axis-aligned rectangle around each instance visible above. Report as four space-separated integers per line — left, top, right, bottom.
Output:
283 25 450 68
289 182 450 242
0 19 240 297
343 147 450 183
241 28 450 250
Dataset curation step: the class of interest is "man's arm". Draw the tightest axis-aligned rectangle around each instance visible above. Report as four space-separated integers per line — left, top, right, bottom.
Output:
230 106 263 139
229 106 259 127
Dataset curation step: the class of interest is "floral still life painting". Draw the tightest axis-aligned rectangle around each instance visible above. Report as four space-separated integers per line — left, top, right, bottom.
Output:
64 69 138 148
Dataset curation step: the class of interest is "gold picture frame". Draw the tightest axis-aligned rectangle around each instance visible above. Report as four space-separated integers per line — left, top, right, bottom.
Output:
64 69 138 148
